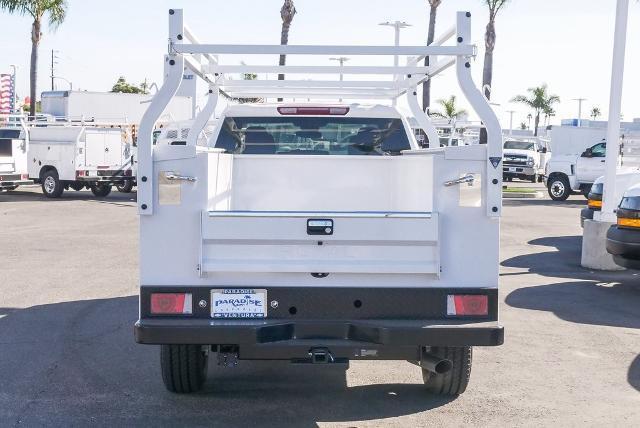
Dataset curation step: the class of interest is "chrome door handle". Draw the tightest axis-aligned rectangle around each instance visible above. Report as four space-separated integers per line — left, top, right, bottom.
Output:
444 174 475 187
165 171 197 182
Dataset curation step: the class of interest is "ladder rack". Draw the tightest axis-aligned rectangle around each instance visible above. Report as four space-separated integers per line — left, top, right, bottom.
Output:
137 8 502 219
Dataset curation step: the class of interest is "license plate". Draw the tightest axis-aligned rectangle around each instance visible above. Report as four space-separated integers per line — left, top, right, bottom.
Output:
509 167 517 172
210 289 267 318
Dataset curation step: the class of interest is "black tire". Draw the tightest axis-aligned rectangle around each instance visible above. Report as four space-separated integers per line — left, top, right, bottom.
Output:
41 169 64 198
90 183 112 197
116 181 134 193
530 174 538 183
70 182 85 191
547 175 571 201
581 184 592 199
160 344 208 393
422 346 472 396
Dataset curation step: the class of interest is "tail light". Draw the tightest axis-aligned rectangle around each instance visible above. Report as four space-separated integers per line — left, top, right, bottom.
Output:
21 174 28 180
447 295 488 316
277 107 349 116
587 199 602 209
150 293 193 315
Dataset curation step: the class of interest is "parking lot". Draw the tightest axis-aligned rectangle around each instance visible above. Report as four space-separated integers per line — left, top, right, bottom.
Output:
1 184 639 427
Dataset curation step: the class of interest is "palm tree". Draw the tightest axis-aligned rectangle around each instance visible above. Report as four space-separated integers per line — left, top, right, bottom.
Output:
422 0 443 113
278 0 297 82
430 95 468 120
543 105 555 127
511 84 560 136
0 0 67 118
481 0 509 101
591 107 602 120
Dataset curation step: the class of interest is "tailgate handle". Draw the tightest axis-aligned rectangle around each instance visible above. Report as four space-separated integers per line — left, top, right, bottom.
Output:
444 173 475 187
165 171 197 182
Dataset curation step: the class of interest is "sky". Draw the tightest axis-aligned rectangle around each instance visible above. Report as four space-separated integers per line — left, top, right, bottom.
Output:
1 0 640 129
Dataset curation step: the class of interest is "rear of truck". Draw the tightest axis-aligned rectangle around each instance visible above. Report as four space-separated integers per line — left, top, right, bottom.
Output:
0 128 32 190
135 8 503 396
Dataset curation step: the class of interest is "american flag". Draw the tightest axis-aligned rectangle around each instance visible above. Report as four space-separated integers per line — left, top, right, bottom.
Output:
0 74 15 114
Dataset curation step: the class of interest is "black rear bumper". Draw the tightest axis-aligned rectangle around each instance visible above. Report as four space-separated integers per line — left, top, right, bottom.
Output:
135 286 504 355
606 225 640 269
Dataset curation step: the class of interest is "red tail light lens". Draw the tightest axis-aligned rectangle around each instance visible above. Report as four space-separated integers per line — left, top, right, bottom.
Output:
277 107 349 116
21 174 29 180
447 295 488 316
151 293 193 315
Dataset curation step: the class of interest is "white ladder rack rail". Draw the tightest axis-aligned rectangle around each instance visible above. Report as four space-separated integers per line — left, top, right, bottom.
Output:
137 8 502 218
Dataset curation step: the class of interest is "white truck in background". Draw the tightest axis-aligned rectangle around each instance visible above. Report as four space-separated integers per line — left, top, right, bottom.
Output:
134 9 503 396
0 118 32 191
27 124 135 198
545 126 610 200
502 138 551 183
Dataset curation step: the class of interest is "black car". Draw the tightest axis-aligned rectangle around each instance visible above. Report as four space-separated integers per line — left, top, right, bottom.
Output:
606 189 640 269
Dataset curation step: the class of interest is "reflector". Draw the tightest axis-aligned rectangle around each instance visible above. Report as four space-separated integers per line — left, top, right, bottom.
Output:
447 295 488 316
151 293 193 315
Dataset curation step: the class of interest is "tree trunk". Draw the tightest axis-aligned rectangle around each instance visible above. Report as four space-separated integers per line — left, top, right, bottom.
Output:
534 113 540 137
479 19 496 145
278 22 291 82
422 5 438 113
29 19 41 119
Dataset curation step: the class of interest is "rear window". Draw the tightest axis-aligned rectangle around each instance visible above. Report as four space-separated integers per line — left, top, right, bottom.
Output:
214 117 411 155
504 141 535 150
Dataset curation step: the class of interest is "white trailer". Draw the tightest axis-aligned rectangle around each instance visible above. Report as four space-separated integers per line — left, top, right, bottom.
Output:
134 9 503 396
0 116 32 191
27 124 135 198
41 90 193 123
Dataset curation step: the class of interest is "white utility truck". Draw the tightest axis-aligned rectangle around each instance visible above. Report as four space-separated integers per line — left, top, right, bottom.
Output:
27 124 135 198
502 137 550 183
134 9 504 396
0 117 32 191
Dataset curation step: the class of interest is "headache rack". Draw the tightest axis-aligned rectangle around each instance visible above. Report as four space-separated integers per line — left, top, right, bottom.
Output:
138 8 502 217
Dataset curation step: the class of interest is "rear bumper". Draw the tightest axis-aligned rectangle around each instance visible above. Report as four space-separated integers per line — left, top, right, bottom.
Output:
606 225 640 269
580 207 595 227
135 318 504 348
503 165 535 176
0 179 31 188
135 286 503 351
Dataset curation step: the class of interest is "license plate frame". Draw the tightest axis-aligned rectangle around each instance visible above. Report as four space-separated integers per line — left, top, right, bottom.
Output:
210 289 267 319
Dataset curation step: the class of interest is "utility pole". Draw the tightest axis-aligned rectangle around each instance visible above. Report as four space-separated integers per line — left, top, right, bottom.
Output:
50 50 60 91
379 21 411 107
506 110 516 136
572 98 587 126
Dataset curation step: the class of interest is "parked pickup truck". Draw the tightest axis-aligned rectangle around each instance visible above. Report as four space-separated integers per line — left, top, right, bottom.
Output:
502 138 550 183
134 8 504 396
607 182 640 269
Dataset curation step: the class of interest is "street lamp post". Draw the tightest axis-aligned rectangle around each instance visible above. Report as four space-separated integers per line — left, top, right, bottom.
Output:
379 21 411 107
572 98 587 126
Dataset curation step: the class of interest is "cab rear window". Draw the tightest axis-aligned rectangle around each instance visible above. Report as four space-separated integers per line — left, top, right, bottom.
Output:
214 117 411 155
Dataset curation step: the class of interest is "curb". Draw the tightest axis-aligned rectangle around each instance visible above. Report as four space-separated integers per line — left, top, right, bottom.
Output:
502 191 544 199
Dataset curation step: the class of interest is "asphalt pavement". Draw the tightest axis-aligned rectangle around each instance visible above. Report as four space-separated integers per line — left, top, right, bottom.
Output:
0 184 638 427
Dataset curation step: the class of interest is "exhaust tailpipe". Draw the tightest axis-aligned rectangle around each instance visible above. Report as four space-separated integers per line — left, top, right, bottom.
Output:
421 353 453 374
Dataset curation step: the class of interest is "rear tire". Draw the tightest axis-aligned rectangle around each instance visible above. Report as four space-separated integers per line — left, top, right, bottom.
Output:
530 174 538 183
90 183 112 197
70 182 85 191
547 175 571 201
41 169 64 198
422 346 472 396
116 181 134 193
160 344 209 393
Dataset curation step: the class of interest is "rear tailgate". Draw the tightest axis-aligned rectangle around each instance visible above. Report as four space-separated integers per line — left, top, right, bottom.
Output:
201 211 439 275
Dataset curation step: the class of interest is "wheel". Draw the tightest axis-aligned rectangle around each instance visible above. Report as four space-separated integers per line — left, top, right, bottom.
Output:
116 181 134 193
530 174 538 183
505 176 513 182
90 183 112 197
422 346 472 396
582 184 592 199
69 182 85 191
160 344 209 393
538 175 544 183
41 169 64 198
547 175 571 201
